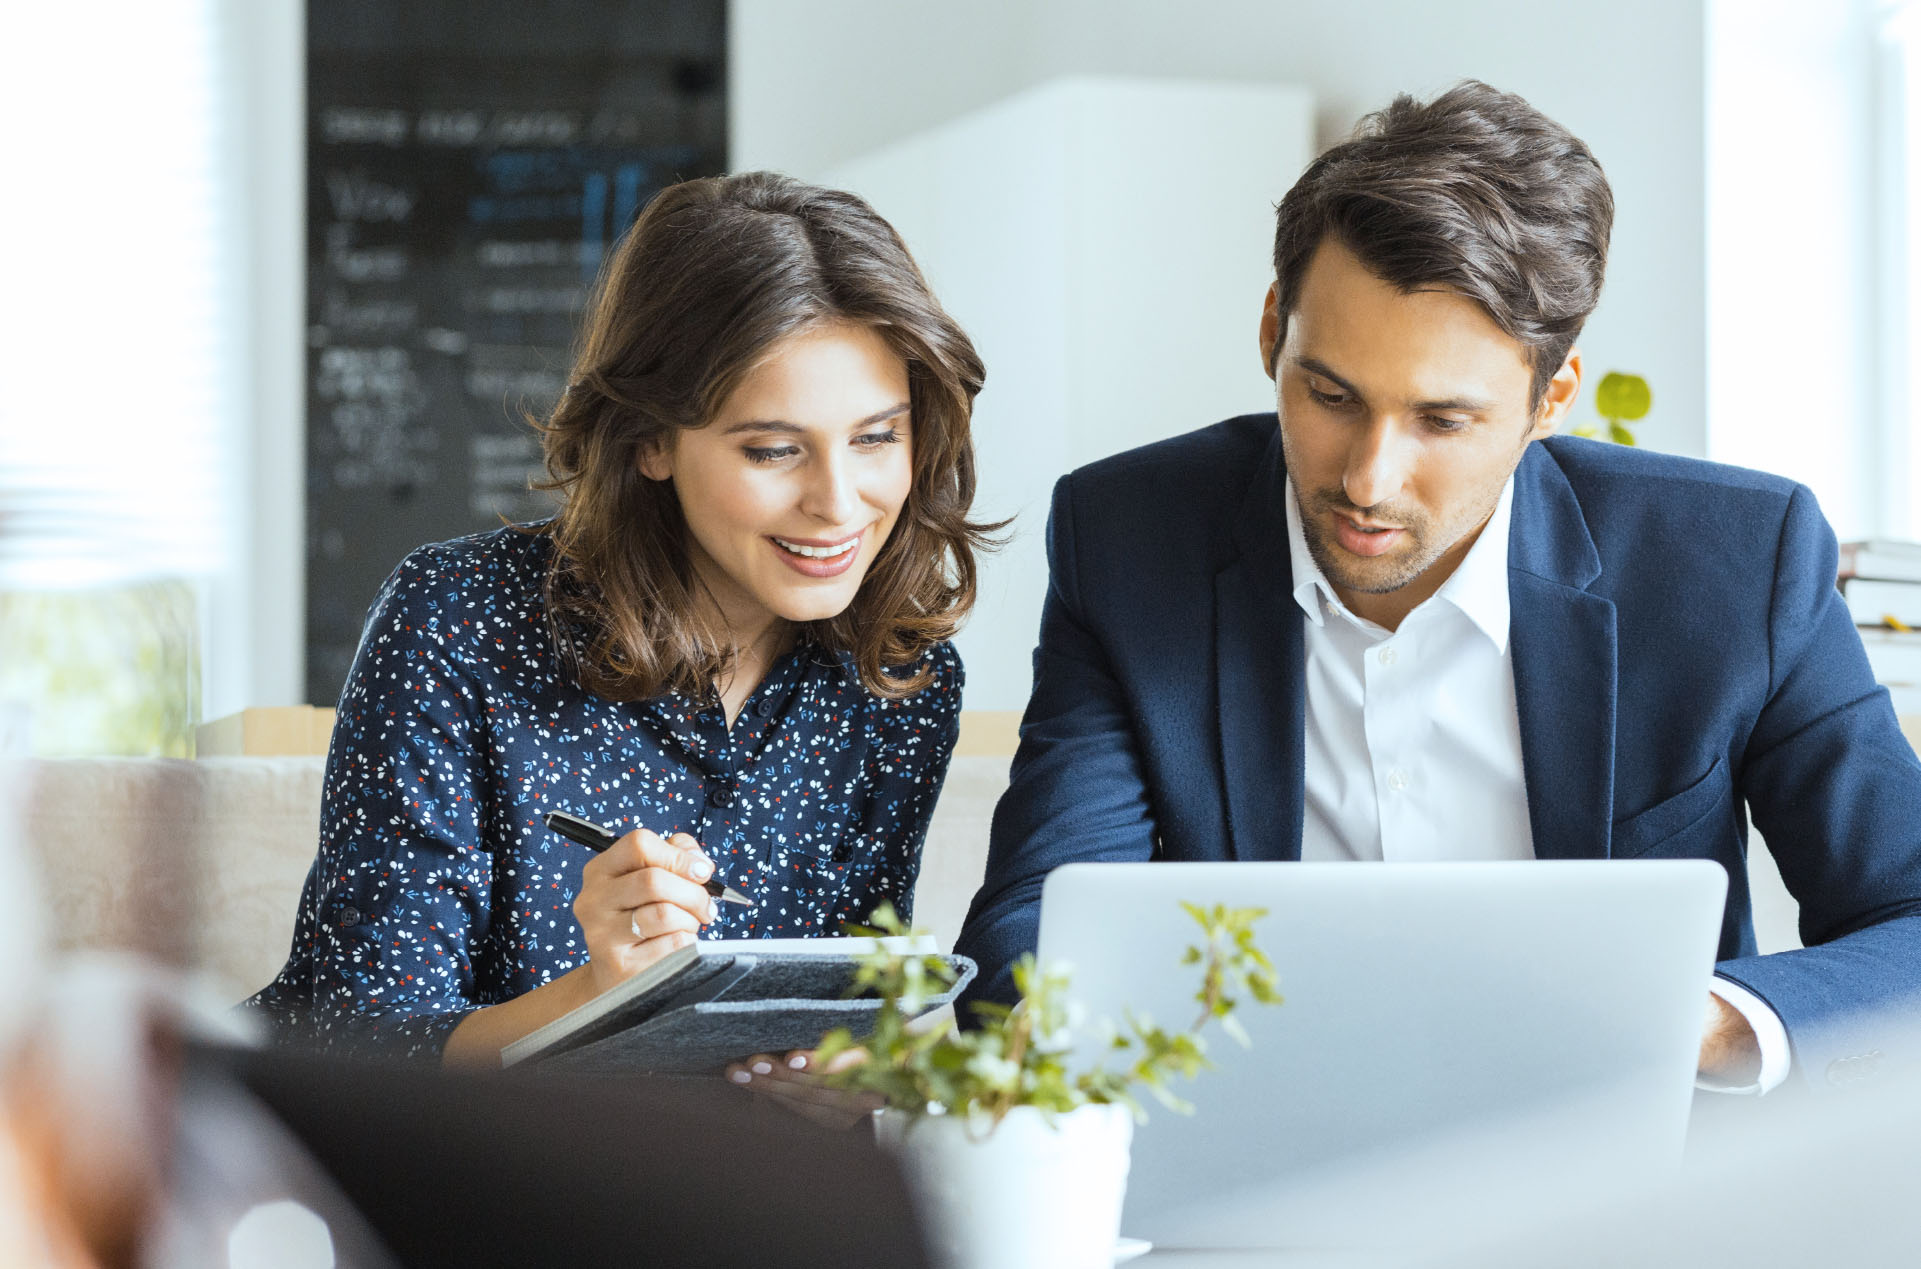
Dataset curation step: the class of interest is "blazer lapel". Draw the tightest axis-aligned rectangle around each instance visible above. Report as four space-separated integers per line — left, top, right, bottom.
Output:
1216 427 1306 862
1508 445 1618 860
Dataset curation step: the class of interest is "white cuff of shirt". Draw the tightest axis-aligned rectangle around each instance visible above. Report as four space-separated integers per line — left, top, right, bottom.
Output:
1697 976 1791 1096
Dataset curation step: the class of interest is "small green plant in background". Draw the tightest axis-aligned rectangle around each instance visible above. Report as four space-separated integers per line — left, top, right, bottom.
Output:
1572 371 1652 446
815 901 1282 1127
0 581 199 756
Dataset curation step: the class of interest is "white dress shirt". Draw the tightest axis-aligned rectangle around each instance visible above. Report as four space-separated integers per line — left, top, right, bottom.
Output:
1283 477 1790 1094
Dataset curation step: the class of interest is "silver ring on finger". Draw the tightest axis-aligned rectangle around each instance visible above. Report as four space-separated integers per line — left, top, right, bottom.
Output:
630 910 644 940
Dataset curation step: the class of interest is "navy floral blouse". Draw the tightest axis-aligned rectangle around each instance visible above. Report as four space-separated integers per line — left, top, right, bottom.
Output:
245 526 962 1058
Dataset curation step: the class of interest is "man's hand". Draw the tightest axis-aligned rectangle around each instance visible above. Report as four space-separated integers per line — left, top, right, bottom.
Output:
1698 991 1762 1084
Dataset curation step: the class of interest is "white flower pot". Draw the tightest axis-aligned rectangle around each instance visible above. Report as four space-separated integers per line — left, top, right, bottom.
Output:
874 1102 1134 1269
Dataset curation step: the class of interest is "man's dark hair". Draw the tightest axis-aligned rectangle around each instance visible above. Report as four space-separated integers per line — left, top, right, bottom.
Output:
1271 80 1613 409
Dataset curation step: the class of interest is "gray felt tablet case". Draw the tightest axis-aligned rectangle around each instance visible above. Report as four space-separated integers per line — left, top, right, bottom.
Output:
527 953 977 1076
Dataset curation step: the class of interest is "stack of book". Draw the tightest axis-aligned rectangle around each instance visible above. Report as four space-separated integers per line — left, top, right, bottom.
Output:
1839 540 1921 715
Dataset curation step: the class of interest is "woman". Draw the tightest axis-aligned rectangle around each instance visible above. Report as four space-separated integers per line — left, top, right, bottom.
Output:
247 172 995 1064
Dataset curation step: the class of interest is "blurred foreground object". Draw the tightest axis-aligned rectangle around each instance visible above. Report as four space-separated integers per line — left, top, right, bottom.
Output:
1 728 389 1268
195 1043 929 1268
1423 1014 1921 1267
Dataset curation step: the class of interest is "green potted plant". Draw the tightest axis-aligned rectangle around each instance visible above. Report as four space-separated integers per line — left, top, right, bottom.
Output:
1571 370 1652 446
815 902 1282 1269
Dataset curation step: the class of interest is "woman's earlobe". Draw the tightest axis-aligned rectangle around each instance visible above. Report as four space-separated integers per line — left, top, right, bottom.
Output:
637 443 672 482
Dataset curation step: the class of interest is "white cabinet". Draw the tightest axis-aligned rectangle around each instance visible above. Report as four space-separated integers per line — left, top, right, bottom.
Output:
824 76 1315 709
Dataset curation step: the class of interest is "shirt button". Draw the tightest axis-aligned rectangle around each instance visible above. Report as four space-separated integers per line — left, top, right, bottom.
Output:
707 784 733 809
1385 768 1409 793
755 697 776 718
336 905 362 929
1378 646 1398 666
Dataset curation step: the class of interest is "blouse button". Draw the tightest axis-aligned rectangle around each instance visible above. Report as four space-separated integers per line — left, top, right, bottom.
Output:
707 784 734 809
755 697 776 718
336 905 363 929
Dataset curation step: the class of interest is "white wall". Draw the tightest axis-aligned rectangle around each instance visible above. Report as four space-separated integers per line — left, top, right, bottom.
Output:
734 0 1710 706
822 78 1315 709
1706 0 1882 540
734 0 1709 455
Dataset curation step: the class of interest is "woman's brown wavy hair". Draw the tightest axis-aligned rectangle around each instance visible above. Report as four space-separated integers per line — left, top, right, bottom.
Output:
530 171 997 702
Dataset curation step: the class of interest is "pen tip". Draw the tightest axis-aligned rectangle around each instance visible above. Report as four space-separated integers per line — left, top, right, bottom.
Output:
722 886 751 905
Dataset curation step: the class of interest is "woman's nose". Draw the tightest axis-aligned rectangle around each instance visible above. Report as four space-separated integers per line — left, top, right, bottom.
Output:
801 452 860 524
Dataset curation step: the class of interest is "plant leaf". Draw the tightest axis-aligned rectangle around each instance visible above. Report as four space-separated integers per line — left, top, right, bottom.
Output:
1595 371 1652 423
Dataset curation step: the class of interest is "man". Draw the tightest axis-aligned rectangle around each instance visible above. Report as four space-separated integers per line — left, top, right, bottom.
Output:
954 81 1921 1094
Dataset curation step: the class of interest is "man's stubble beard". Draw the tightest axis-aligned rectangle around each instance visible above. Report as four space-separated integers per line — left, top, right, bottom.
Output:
1296 485 1442 596
1283 416 1535 598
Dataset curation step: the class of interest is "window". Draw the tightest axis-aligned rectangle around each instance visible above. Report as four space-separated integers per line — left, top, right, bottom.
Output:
1882 2 1921 540
0 2 232 753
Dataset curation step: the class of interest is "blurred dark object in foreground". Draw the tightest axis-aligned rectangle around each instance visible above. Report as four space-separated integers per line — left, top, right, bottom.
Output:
187 1042 928 1268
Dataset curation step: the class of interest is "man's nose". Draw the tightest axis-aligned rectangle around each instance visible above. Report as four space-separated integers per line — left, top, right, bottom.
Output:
801 451 860 524
1342 417 1414 511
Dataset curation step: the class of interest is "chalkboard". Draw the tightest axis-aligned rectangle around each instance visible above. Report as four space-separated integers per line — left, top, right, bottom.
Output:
305 0 726 707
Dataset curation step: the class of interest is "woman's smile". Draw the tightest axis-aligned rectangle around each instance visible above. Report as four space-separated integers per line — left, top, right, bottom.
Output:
769 529 866 577
645 321 914 630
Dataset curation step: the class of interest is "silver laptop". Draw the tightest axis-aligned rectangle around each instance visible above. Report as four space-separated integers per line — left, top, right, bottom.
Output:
1037 860 1728 1253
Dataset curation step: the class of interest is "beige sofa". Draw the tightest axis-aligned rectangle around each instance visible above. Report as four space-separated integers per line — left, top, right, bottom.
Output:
13 749 1005 1005
14 706 1819 1005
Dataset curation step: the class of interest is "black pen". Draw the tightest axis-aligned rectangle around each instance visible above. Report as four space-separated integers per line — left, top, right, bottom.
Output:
545 810 751 905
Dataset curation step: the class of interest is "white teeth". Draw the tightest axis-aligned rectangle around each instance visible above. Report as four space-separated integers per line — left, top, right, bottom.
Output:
774 537 857 559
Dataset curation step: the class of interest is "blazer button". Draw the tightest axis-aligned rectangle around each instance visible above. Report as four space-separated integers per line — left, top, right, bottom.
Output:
707 784 733 809
336 905 362 929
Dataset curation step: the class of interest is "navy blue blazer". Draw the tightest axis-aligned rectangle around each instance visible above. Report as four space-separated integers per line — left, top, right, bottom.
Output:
954 415 1921 1092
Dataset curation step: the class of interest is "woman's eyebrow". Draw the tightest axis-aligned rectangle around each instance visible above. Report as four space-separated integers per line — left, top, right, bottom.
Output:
721 401 910 436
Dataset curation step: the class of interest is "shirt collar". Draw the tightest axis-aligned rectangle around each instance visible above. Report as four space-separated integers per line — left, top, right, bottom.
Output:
1283 476 1514 653
1434 476 1514 654
1283 477 1338 630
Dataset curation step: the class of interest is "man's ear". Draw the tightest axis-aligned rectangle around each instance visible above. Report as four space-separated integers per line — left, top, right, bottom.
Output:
1530 348 1582 440
637 435 673 482
1258 283 1282 382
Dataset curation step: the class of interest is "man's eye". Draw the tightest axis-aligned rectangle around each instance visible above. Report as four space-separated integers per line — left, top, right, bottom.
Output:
1424 415 1470 434
744 445 800 464
1307 387 1351 409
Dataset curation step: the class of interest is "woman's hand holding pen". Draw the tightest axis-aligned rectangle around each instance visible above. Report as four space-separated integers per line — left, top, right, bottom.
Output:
574 828 719 995
445 825 721 1064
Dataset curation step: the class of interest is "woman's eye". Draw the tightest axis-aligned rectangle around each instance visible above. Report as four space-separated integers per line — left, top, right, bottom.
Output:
854 427 904 449
744 445 800 464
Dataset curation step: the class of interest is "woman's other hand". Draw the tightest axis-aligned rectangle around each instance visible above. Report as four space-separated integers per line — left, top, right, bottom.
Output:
574 828 718 996
724 1047 883 1131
